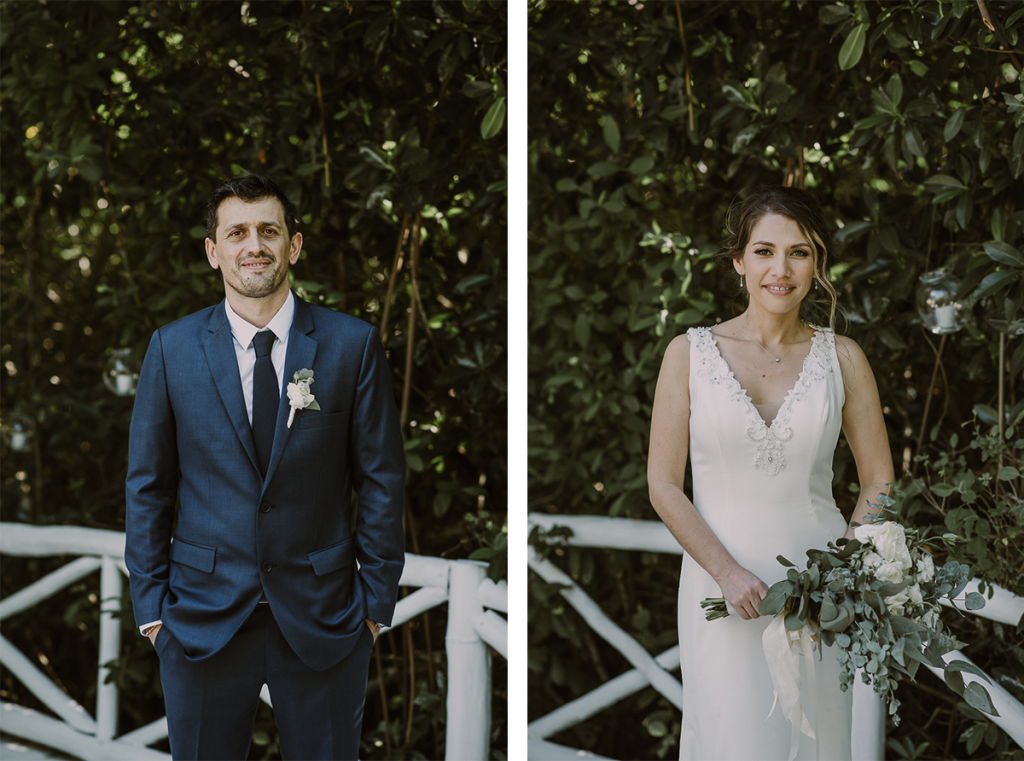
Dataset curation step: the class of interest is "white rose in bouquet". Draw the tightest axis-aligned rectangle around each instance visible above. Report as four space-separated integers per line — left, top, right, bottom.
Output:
915 554 935 583
885 588 911 616
853 522 882 543
872 522 913 569
875 561 904 583
908 583 924 607
861 551 884 569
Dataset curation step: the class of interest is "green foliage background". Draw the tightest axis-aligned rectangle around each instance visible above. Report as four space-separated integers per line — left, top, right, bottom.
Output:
528 1 1023 759
0 2 507 758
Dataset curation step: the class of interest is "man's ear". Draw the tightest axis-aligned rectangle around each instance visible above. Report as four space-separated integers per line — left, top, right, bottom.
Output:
288 232 303 265
205 238 220 270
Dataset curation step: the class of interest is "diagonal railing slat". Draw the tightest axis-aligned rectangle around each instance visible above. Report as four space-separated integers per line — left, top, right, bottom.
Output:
0 703 166 761
0 634 97 734
529 548 684 710
0 557 102 619
390 585 450 629
528 646 681 739
116 716 168 748
528 736 614 760
478 578 508 613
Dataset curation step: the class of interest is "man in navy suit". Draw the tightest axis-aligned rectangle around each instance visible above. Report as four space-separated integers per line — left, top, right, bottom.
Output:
125 174 405 760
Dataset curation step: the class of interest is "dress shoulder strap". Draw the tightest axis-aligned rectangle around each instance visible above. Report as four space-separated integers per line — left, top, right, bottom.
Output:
686 327 723 384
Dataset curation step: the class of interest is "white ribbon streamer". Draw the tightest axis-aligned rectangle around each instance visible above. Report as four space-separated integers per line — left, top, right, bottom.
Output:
762 612 820 761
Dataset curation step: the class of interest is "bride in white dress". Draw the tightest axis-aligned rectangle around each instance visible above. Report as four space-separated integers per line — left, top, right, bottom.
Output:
648 187 895 761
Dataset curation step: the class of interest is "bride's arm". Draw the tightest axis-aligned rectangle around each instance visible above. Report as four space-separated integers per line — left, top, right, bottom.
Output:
836 335 896 539
648 333 768 620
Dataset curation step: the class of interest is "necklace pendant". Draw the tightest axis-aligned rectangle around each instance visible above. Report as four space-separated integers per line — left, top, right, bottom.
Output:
774 357 781 363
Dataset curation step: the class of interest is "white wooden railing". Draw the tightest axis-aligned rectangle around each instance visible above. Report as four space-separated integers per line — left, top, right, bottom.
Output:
0 523 507 761
527 514 1024 761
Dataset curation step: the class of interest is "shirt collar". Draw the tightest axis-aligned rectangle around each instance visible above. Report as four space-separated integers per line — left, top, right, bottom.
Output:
224 290 295 349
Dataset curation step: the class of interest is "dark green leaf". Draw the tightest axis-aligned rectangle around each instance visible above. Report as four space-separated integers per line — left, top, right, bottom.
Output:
983 241 1024 268
461 80 493 98
818 5 851 24
480 97 506 139
963 682 1000 716
628 156 655 176
973 271 1018 300
602 116 621 154
885 75 903 109
839 24 868 70
1012 127 1024 179
944 668 965 696
905 125 926 159
587 161 620 179
923 174 965 189
998 466 1021 480
947 659 990 682
943 109 966 142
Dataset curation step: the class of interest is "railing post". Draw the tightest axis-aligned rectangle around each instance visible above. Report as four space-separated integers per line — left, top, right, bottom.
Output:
446 560 490 761
96 555 122 741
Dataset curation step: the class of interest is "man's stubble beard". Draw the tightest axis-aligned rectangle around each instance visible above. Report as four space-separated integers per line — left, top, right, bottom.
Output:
227 254 289 299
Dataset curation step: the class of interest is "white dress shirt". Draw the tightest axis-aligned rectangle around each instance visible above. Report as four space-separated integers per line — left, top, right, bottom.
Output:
224 290 295 423
140 292 296 636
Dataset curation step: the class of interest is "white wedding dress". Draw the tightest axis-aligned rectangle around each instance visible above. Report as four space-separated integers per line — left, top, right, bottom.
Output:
677 326 852 761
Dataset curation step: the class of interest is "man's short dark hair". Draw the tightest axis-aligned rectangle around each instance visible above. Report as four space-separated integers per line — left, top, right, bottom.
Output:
205 174 299 242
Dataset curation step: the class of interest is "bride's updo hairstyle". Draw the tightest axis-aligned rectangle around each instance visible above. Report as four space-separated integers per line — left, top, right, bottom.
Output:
720 186 839 330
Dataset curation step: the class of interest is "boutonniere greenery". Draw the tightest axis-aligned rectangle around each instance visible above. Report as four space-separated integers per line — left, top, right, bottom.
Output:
286 368 320 428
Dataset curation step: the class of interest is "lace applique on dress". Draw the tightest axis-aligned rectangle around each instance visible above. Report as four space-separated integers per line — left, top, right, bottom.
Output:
688 326 834 477
688 327 750 409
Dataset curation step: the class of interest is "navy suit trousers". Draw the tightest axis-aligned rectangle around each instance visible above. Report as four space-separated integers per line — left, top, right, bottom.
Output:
155 606 375 760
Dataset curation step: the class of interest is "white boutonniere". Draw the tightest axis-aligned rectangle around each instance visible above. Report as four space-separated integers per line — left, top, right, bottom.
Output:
286 368 321 428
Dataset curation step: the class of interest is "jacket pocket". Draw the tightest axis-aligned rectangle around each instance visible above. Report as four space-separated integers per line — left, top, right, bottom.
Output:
170 537 217 573
307 538 354 576
297 410 346 430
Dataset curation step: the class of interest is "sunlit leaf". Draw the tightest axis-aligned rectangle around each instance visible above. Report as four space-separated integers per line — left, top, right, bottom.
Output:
839 23 868 70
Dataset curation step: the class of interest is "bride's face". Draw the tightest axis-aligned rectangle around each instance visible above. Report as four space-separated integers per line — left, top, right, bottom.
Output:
733 213 816 314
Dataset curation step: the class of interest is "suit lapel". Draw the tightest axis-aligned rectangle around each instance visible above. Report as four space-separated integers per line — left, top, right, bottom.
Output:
263 297 318 486
203 302 261 475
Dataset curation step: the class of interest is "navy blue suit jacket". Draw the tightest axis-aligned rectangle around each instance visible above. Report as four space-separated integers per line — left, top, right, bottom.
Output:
125 295 405 672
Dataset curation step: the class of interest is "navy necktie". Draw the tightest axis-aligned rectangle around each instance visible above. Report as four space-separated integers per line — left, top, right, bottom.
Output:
252 331 278 478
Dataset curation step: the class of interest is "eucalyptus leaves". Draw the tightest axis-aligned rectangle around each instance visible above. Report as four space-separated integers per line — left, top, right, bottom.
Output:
701 503 1000 725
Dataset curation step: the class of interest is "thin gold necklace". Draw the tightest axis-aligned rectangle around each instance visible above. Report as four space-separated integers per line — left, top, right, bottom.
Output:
740 319 804 363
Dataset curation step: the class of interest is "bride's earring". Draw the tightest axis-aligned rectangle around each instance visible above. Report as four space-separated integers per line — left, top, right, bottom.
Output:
740 274 745 289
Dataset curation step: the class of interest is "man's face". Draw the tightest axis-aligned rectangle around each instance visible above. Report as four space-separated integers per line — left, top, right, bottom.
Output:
205 196 302 301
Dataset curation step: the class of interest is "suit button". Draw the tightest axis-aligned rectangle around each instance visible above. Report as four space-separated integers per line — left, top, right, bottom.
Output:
260 501 273 513
261 562 273 572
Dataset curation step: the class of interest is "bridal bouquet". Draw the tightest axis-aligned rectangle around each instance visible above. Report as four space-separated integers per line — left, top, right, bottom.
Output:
701 502 999 725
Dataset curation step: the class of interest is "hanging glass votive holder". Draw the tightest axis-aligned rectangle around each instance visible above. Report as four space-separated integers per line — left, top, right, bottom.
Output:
916 270 965 334
2 411 35 452
103 348 138 396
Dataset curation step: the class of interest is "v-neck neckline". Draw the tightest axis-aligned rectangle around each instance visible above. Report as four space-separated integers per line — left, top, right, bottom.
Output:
707 328 823 430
